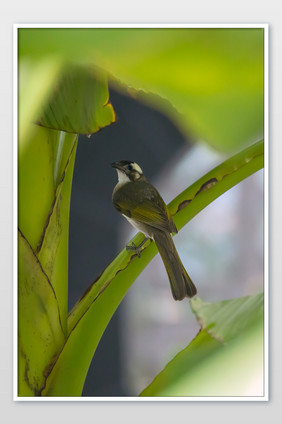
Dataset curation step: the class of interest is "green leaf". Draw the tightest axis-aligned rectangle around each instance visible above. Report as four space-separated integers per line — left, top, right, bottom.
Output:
41 140 263 396
18 58 63 147
18 125 78 334
36 133 78 334
19 27 264 151
190 293 264 342
37 64 116 134
140 293 264 397
18 125 58 250
18 230 65 396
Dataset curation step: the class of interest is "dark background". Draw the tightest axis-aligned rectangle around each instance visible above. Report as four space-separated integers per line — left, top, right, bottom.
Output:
68 88 191 396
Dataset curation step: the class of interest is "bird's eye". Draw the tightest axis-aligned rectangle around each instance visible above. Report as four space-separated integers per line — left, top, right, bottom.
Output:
127 164 133 171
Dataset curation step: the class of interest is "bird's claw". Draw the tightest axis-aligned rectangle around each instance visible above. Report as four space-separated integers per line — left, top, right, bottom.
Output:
126 242 142 258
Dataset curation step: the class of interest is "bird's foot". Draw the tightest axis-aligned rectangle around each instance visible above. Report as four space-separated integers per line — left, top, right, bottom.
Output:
126 237 149 258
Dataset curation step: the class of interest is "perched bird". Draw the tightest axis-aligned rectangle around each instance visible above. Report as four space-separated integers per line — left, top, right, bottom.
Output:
111 160 197 301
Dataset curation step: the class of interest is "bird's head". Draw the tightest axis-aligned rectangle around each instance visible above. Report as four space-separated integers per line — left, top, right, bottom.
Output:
111 160 144 183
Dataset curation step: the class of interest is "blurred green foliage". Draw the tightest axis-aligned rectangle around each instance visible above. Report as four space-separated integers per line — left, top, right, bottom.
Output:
37 64 115 134
19 27 264 151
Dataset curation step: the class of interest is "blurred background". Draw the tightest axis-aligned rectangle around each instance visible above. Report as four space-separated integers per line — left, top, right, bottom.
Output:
68 86 263 396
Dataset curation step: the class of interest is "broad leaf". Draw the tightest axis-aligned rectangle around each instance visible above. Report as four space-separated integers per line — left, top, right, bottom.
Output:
18 57 62 148
37 64 116 134
37 133 77 334
18 125 59 250
18 230 65 396
18 126 78 334
19 27 264 151
190 293 263 342
140 293 264 397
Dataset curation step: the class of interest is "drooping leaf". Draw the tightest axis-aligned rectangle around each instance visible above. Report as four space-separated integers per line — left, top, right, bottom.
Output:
18 61 116 252
18 57 63 148
140 293 264 397
37 64 116 135
19 27 264 151
18 230 65 396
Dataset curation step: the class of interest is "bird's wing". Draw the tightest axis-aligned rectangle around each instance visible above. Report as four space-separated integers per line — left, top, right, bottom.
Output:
113 181 177 234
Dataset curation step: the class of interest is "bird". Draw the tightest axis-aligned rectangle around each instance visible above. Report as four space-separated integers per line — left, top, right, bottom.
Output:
111 160 197 301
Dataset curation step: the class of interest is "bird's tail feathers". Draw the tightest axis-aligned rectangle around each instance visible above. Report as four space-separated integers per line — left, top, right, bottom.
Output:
154 231 197 301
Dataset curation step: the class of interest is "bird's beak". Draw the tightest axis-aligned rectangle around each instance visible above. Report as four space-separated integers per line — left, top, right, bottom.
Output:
111 162 123 171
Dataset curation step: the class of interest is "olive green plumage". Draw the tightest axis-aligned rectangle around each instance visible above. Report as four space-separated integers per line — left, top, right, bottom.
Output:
153 230 197 300
112 161 197 301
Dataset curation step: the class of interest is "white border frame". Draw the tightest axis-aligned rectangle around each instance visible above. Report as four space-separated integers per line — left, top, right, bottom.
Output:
13 23 269 402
